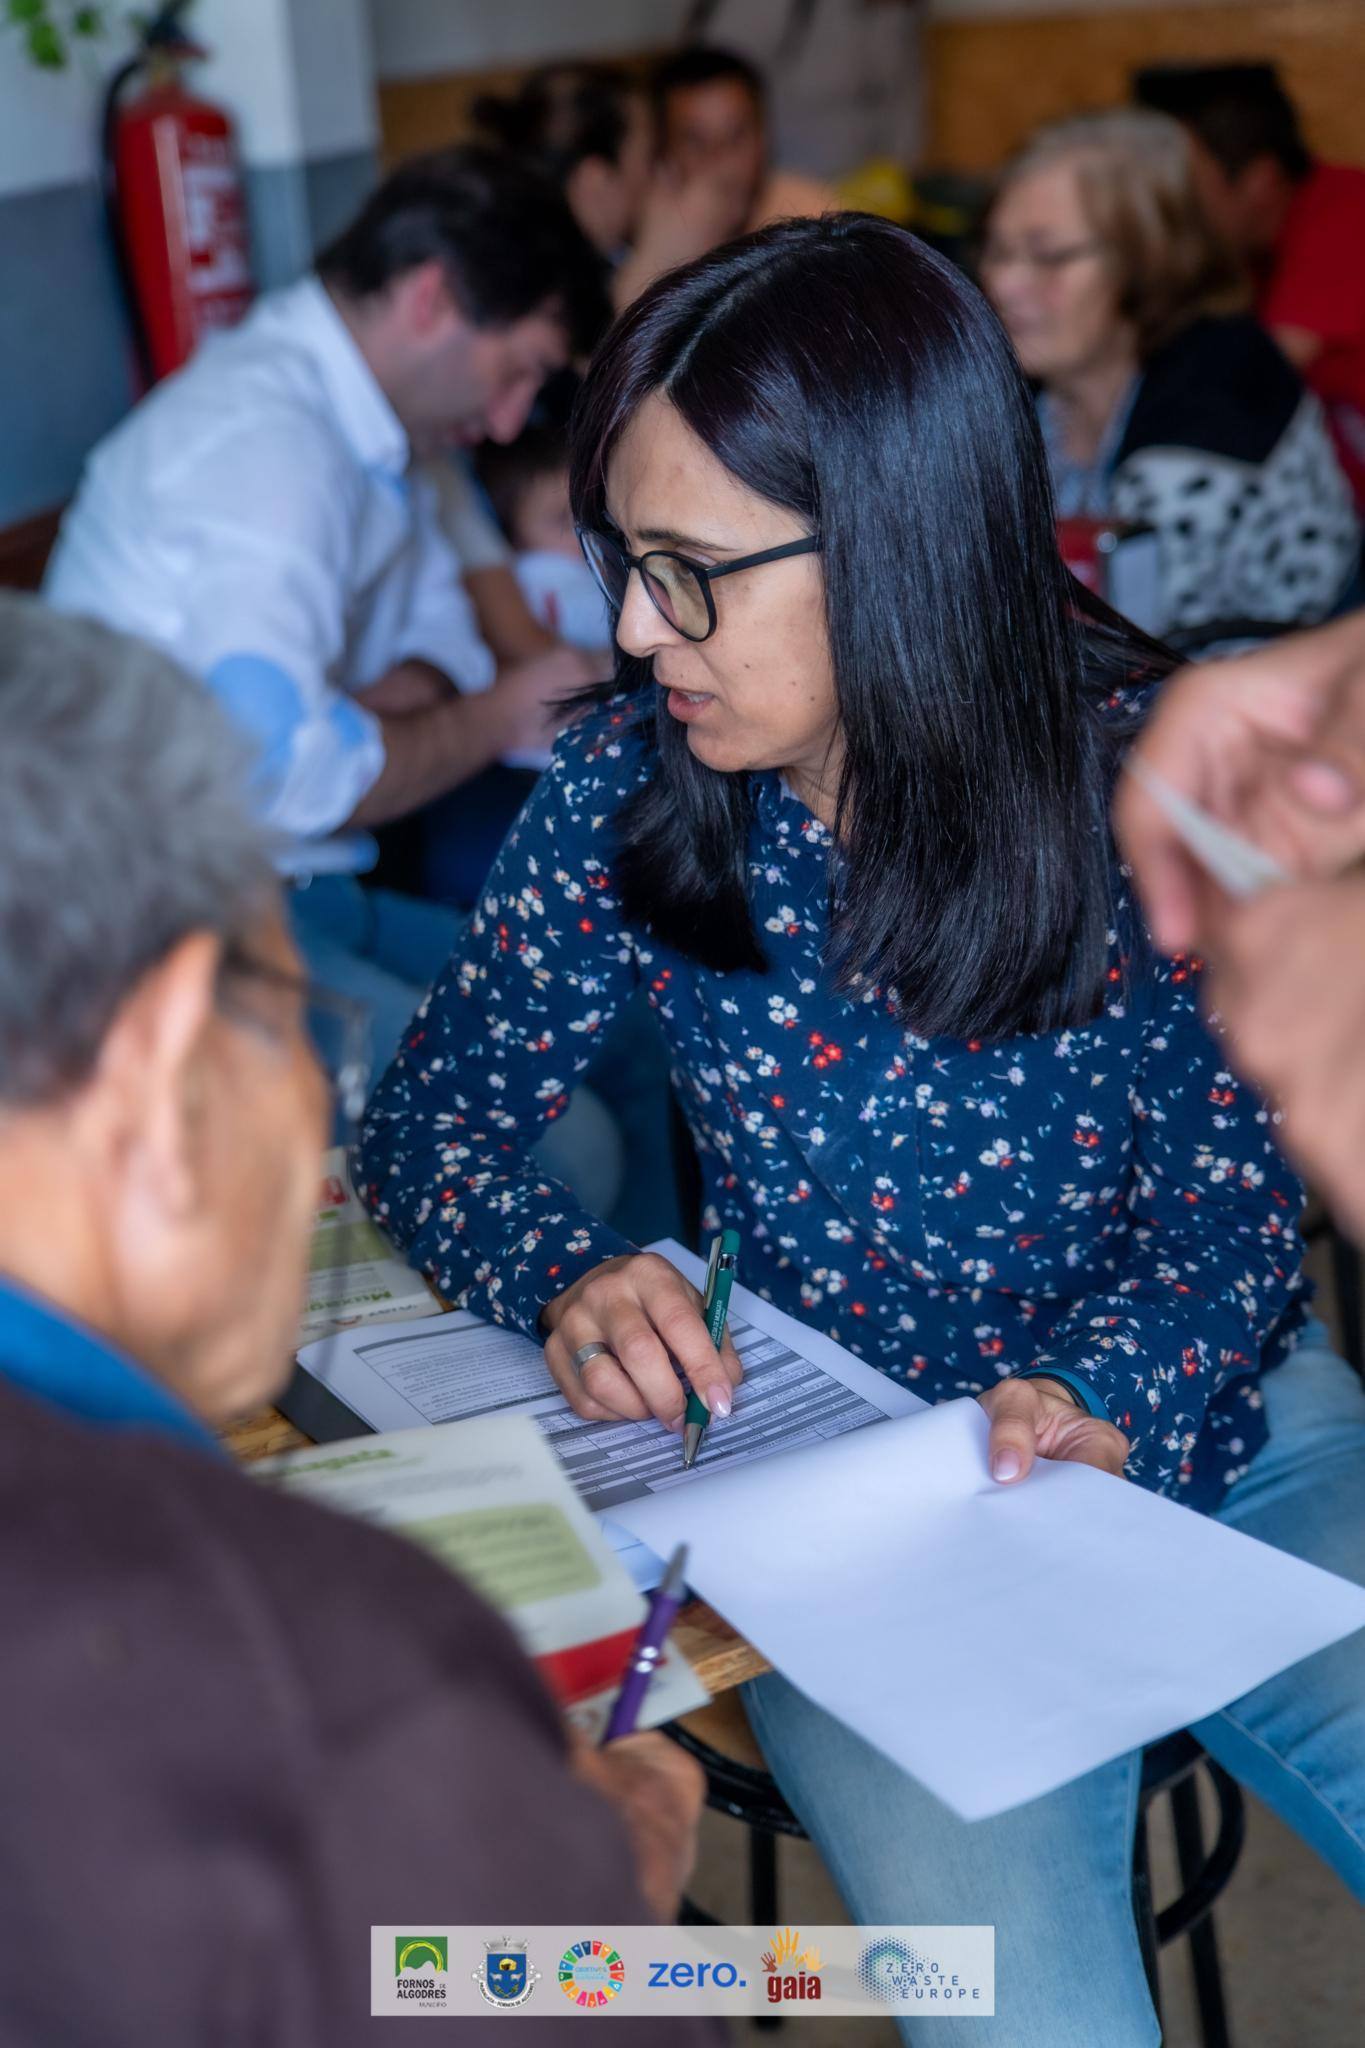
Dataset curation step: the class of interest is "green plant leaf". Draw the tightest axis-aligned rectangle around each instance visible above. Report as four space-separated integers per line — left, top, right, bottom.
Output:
7 0 46 25
27 19 66 65
73 5 103 33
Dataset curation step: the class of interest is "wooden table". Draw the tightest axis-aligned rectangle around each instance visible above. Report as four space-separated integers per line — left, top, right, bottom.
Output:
223 1404 769 1698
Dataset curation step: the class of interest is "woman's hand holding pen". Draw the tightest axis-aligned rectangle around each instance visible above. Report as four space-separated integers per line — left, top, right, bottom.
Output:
541 1253 744 1427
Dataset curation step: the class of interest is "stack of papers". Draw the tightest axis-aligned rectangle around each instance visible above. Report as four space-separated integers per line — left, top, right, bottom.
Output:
300 1148 443 1343
289 1242 1365 1819
257 1410 707 1738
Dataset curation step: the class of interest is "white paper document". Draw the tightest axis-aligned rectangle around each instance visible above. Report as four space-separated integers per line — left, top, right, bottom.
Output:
295 1241 1365 1821
295 1240 920 1516
294 1241 921 1588
610 1394 1365 1821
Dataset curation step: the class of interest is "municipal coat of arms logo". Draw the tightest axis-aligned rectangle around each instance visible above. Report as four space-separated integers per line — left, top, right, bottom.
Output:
474 1937 539 2008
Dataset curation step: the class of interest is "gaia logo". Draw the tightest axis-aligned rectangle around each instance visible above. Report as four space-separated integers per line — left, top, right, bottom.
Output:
762 1926 822 2006
394 1936 447 2003
474 1938 539 2009
558 1938 625 2009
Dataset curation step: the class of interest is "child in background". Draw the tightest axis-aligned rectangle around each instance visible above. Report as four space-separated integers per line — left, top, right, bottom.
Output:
477 428 614 656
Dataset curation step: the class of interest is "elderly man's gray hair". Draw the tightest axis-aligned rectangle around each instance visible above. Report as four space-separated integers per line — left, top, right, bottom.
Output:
0 597 278 1105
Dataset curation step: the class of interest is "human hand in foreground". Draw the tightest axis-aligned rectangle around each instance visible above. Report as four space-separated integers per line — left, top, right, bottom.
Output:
977 1376 1130 1484
541 1252 743 1428
1116 612 1365 954
1199 872 1365 1242
569 1729 705 1922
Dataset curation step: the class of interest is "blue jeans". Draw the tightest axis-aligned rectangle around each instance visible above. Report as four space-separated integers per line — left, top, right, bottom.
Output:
290 875 623 1216
743 1324 1365 2044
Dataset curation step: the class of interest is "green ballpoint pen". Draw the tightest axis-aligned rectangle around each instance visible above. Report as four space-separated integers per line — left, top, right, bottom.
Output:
682 1228 740 1470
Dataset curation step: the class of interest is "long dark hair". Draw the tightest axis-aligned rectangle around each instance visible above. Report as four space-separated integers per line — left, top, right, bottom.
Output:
473 63 638 185
569 214 1166 1042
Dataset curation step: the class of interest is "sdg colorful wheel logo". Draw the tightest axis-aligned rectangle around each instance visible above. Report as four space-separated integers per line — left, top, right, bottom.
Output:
558 1938 625 2009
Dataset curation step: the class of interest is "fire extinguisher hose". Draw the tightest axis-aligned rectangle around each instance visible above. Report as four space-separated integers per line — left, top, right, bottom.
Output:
99 3 201 387
100 50 156 387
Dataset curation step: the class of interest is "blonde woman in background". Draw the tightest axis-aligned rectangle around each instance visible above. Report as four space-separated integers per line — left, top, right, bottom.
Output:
982 110 1357 641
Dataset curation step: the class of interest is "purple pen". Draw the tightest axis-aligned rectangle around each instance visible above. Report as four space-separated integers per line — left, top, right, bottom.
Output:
600 1543 690 1745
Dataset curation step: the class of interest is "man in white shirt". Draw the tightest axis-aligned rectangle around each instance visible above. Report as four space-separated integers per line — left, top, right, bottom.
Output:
44 149 607 1079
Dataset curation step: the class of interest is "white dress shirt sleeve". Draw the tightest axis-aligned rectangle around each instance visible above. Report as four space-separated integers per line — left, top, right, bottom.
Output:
395 470 498 693
157 414 387 839
428 455 512 573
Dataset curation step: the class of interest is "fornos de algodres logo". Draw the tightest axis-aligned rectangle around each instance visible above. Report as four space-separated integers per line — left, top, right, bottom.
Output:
394 1935 447 2004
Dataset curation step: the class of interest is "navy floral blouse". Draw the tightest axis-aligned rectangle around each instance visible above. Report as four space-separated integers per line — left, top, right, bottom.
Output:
358 703 1309 1514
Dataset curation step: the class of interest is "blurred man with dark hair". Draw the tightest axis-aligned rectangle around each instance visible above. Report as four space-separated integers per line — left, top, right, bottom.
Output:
1136 63 1365 509
44 150 611 1072
653 44 838 242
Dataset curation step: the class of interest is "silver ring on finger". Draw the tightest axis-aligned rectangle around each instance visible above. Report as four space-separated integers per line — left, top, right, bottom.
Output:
572 1341 614 1376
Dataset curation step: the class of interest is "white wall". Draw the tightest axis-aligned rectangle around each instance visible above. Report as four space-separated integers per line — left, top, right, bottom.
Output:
0 0 375 202
364 0 1245 79
368 0 689 79
197 0 308 166
287 0 378 159
0 39 123 199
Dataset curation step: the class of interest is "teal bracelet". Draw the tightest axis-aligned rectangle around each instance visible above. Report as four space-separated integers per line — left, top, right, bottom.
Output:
1018 1369 1088 1411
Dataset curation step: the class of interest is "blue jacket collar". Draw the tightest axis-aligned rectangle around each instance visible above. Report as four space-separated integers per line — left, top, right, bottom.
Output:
0 1274 218 1452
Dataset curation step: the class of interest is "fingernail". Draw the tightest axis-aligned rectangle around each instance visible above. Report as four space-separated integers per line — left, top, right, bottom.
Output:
707 1386 732 1419
1292 759 1357 812
992 1450 1021 1483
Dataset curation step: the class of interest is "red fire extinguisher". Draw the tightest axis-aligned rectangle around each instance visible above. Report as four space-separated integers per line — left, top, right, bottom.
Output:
101 1 255 386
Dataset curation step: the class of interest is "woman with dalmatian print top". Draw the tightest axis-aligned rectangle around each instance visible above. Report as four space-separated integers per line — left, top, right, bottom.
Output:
983 109 1358 640
359 213 1311 1518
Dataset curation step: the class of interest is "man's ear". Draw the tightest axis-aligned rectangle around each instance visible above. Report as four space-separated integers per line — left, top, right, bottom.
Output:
96 931 224 1221
402 256 461 340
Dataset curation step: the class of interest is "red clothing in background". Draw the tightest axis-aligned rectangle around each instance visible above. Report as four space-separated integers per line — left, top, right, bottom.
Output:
1261 162 1365 508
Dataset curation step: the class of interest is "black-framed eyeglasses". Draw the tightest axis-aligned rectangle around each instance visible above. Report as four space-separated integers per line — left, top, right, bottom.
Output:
577 526 820 643
220 945 373 1130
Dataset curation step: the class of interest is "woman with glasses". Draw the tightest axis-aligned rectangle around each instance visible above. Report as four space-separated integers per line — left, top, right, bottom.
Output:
982 109 1357 641
359 215 1365 2043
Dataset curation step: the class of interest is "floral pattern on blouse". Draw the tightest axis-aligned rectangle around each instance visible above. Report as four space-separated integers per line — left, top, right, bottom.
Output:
358 702 1309 1513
